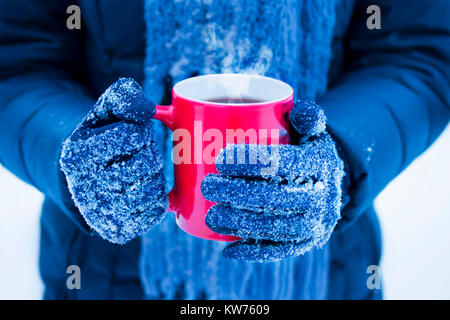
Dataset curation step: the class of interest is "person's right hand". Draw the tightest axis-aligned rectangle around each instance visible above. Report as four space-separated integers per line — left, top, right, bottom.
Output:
60 78 167 244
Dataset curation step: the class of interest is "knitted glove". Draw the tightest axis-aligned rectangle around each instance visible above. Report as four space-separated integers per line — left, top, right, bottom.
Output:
201 100 345 262
60 78 167 244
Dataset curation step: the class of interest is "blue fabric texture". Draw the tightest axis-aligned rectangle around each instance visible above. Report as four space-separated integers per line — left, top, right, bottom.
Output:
0 0 448 299
141 213 330 299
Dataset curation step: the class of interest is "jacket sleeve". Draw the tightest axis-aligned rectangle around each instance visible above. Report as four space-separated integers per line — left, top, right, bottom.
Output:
317 0 450 227
0 0 95 232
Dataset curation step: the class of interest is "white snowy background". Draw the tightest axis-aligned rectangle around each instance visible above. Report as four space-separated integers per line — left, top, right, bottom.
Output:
0 126 449 300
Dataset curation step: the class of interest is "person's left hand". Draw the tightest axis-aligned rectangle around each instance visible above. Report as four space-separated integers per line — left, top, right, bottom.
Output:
201 100 345 262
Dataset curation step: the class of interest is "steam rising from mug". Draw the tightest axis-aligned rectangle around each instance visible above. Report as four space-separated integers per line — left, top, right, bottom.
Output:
201 23 274 100
202 23 273 75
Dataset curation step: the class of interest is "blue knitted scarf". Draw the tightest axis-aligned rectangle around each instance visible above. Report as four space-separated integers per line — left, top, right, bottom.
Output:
141 0 336 299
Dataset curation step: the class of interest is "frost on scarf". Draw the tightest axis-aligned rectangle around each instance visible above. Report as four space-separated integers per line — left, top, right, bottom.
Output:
144 0 336 102
141 213 330 299
60 78 168 244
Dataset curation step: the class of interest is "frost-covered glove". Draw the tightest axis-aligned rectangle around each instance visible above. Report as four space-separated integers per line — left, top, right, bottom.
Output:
201 100 345 262
60 78 167 244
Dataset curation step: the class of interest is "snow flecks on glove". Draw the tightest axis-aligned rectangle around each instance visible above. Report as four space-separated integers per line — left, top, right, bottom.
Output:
202 130 344 262
60 78 167 244
202 174 329 212
205 204 328 242
70 78 156 141
214 133 337 181
222 239 318 263
90 78 155 123
289 100 326 140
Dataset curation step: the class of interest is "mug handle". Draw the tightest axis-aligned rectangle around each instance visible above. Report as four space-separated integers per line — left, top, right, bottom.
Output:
153 105 175 130
152 104 177 213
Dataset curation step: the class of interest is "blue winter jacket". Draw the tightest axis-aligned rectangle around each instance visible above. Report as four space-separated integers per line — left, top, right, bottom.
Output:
0 0 448 299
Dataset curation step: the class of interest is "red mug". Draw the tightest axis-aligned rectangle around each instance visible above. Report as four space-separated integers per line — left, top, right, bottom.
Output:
153 74 294 241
